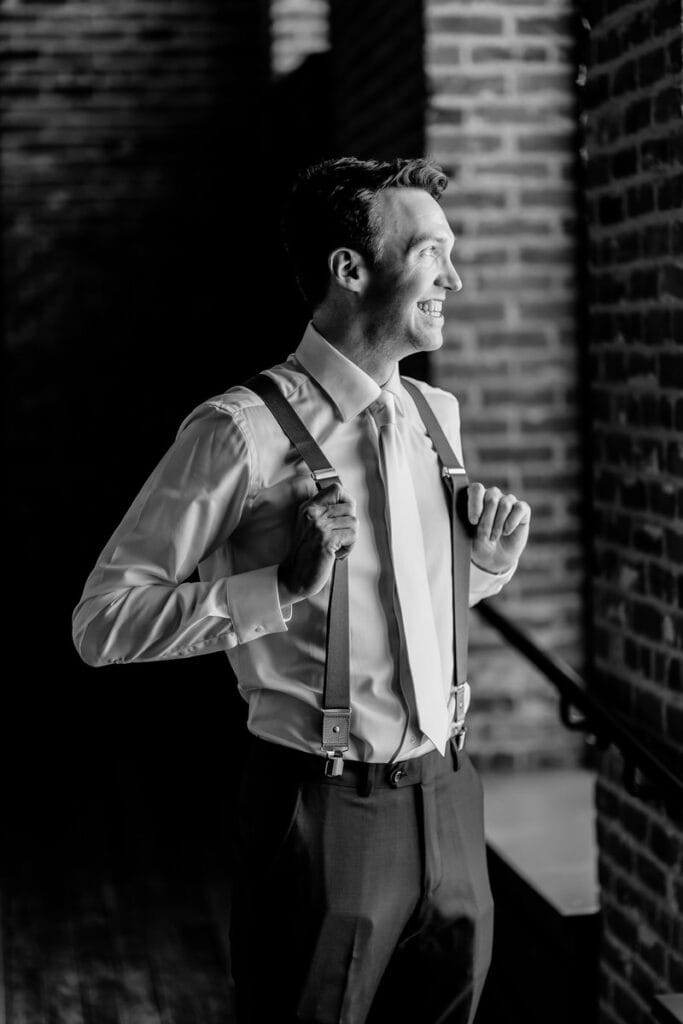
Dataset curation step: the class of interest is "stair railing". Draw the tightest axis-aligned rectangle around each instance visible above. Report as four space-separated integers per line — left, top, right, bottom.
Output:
474 600 683 805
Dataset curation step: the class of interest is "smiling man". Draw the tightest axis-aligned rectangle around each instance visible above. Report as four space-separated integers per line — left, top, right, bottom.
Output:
73 157 530 1024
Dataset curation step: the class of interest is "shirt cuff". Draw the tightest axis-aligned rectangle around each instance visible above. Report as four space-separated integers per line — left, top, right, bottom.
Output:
469 558 518 604
227 564 291 644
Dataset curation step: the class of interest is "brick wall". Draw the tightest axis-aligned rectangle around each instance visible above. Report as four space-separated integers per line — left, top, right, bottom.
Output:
582 0 683 1018
423 0 585 768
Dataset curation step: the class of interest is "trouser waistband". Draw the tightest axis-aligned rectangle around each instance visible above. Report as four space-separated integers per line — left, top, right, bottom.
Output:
246 735 461 796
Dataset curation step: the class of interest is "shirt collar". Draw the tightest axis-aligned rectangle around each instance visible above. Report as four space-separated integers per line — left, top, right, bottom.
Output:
294 322 405 421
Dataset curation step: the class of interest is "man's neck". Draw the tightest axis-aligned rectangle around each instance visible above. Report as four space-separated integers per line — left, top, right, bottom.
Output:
311 315 398 387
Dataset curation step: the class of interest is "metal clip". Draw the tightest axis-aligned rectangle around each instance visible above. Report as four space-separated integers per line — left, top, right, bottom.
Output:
454 727 467 752
322 708 351 750
452 682 468 725
442 465 467 478
311 468 338 488
324 751 345 777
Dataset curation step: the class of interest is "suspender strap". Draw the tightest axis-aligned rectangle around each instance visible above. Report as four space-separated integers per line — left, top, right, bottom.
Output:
246 373 350 775
401 379 472 742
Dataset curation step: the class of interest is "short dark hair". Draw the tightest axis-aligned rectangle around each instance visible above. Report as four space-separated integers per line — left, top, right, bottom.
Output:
282 156 449 308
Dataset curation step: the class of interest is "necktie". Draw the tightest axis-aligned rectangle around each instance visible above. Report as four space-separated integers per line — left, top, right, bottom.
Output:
371 390 450 754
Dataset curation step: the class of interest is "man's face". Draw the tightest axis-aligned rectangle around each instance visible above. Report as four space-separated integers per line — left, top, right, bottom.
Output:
360 187 461 358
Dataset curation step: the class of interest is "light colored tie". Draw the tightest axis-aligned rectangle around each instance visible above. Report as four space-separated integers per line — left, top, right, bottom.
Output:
371 390 450 754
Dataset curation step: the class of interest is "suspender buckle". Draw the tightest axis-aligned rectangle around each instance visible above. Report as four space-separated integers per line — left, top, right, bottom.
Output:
324 751 346 777
442 466 467 478
452 682 468 725
311 468 339 488
454 726 467 752
321 707 351 749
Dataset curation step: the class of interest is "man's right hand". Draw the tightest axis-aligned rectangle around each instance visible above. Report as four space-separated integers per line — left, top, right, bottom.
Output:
277 482 358 605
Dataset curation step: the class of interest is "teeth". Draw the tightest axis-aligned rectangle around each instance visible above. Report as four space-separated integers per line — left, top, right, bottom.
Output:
417 300 443 317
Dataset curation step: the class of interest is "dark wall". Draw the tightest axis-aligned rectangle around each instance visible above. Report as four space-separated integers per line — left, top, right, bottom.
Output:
2 0 290 859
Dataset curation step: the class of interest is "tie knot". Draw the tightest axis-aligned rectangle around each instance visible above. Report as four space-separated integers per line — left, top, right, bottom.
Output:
370 390 396 428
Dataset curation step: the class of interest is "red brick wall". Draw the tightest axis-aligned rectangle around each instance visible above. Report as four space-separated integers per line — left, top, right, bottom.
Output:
583 0 683 1017
424 0 585 769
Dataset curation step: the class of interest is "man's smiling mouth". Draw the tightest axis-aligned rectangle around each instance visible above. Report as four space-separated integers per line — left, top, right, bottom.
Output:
417 299 444 319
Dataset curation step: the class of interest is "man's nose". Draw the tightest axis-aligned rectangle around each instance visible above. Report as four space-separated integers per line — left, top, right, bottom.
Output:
439 261 462 292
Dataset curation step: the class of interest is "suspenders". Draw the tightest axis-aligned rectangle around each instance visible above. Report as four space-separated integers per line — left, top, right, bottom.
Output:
246 372 472 774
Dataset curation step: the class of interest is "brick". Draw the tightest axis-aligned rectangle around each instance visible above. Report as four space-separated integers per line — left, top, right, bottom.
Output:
613 59 637 96
599 194 624 225
638 47 667 87
627 184 654 217
660 354 683 390
661 263 683 299
653 0 681 33
654 85 682 124
612 146 637 179
642 136 678 172
657 173 683 211
644 308 672 344
623 97 651 133
665 527 683 562
642 225 669 258
608 904 639 947
428 16 503 35
649 482 677 519
518 132 575 153
629 268 659 300
650 821 679 866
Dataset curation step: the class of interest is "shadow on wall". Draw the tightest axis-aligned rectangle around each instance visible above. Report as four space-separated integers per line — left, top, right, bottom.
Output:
4 45 342 858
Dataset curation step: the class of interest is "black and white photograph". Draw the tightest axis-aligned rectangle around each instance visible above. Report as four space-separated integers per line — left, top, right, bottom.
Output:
3 1 682 1022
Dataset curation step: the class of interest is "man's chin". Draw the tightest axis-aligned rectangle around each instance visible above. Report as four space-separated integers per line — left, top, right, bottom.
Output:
411 325 445 353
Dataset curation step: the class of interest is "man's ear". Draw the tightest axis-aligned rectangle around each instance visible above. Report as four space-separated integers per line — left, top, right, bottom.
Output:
328 247 368 294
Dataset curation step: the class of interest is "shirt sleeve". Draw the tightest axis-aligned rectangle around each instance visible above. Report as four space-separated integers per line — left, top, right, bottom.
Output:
468 559 518 607
72 403 290 667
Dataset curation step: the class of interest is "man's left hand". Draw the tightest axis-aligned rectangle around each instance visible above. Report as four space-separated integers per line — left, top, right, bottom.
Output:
467 483 531 575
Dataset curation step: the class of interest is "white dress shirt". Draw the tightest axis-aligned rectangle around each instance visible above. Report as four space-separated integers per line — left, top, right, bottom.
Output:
73 323 516 762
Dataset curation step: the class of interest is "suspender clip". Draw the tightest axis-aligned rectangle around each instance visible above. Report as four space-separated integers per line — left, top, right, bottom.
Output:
452 682 468 725
311 468 339 488
322 708 350 777
454 726 467 752
321 707 351 749
324 751 346 777
442 465 467 478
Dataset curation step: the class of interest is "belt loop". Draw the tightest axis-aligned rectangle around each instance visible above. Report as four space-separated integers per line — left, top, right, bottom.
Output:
358 763 375 798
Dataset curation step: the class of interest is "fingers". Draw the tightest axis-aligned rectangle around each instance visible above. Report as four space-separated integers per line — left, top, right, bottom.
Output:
467 482 485 525
301 482 356 520
298 482 358 559
469 483 531 541
502 500 531 536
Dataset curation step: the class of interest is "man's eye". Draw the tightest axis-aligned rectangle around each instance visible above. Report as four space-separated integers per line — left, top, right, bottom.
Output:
420 246 437 256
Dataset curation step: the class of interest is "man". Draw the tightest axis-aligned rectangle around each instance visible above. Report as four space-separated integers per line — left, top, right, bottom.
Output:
73 157 530 1023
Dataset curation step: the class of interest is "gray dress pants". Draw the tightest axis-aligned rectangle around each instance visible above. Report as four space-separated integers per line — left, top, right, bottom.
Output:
230 736 494 1024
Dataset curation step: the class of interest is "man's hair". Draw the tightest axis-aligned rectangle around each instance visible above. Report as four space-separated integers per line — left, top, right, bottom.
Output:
282 156 449 308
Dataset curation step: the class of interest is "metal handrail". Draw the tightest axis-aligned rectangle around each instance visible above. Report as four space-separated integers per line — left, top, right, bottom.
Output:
474 600 683 805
